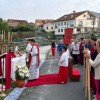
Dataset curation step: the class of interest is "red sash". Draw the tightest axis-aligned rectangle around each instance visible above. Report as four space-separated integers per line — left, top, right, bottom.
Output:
27 47 33 65
0 58 2 76
28 43 40 66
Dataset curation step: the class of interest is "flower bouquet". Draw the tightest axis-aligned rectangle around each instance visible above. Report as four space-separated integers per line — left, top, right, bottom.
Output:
15 63 30 87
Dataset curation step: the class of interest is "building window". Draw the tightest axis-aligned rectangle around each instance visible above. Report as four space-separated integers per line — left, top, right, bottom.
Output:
55 23 57 26
55 26 57 28
83 14 86 17
78 21 83 26
61 22 63 26
70 21 74 27
64 22 66 25
91 20 95 25
58 29 60 32
58 23 60 26
61 29 63 32
46 27 48 29
77 28 81 32
51 27 53 30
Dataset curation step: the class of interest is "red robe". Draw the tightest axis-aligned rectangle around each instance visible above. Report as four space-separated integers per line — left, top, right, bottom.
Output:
0 58 2 76
79 41 83 64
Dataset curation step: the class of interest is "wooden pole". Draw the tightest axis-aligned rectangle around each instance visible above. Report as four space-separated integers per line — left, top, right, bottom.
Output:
83 57 86 88
87 59 91 100
85 58 88 98
8 32 10 43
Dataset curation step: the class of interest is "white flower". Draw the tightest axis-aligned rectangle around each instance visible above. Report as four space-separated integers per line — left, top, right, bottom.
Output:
15 63 30 79
19 73 24 77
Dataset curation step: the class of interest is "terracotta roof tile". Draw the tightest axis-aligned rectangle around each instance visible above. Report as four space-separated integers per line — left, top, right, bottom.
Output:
55 11 89 22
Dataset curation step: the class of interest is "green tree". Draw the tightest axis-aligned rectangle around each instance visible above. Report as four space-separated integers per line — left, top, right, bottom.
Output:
0 18 9 32
11 23 35 32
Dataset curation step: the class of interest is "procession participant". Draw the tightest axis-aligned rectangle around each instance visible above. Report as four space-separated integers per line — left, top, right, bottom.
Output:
51 40 56 59
26 39 32 64
69 39 75 56
57 40 64 57
85 39 100 100
72 40 79 66
79 38 84 65
90 38 97 94
58 45 69 84
28 39 40 80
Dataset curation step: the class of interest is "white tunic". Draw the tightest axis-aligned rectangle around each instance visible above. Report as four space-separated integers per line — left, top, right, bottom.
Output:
29 45 39 80
72 44 79 55
59 51 69 67
26 43 32 53
26 43 32 61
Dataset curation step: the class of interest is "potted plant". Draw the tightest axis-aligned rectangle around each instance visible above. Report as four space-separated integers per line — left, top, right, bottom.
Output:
15 63 30 88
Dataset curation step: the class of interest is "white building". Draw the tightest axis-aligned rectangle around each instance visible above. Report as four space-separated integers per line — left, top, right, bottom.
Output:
43 22 54 32
35 19 55 32
54 10 100 37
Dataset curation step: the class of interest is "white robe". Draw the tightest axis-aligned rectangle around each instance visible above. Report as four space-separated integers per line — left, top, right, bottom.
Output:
26 43 32 61
59 51 69 67
29 45 39 80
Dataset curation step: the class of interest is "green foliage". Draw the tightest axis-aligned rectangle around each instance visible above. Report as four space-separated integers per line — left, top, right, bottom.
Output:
11 23 35 32
0 18 9 33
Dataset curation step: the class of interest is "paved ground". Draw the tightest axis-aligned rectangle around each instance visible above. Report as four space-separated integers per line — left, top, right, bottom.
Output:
18 51 86 100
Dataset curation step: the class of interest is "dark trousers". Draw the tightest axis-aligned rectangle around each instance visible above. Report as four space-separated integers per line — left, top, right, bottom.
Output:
73 54 79 64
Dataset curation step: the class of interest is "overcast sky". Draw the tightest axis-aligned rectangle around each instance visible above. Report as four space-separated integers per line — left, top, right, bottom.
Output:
0 0 100 22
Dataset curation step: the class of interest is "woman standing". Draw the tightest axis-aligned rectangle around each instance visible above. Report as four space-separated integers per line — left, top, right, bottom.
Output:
51 40 56 59
85 39 100 100
72 40 79 66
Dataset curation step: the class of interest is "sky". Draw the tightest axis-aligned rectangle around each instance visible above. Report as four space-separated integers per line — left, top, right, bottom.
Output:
0 0 100 22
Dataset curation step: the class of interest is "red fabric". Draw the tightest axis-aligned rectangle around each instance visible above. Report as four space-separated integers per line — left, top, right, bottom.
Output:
51 48 56 57
58 66 68 83
90 46 95 55
95 80 100 100
34 43 40 66
90 73 96 92
72 68 80 79
79 41 83 64
26 74 59 87
28 43 40 66
5 53 11 90
0 58 2 76
9 51 16 58
27 53 32 65
64 28 73 44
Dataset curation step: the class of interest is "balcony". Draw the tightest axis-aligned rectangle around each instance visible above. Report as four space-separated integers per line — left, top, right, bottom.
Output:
78 24 83 27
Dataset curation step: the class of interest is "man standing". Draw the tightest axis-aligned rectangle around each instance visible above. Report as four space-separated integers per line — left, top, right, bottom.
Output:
79 38 84 65
28 39 40 80
57 40 64 57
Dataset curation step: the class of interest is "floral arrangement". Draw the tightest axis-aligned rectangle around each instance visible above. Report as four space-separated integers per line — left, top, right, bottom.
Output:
15 63 30 80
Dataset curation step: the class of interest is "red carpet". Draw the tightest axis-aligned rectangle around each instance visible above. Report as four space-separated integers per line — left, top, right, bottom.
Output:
25 74 59 87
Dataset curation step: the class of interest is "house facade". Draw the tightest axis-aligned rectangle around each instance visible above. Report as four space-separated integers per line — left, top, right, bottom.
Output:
35 19 55 32
54 10 100 38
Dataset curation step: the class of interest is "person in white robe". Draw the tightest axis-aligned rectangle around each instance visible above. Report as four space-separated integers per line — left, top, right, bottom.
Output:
58 45 69 84
29 39 40 80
